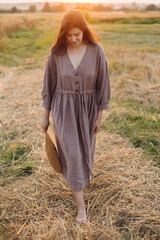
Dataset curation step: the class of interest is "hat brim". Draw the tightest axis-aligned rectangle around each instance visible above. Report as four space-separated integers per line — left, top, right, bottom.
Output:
45 129 62 173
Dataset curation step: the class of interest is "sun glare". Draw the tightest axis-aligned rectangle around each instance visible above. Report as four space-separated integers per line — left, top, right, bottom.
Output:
48 0 106 3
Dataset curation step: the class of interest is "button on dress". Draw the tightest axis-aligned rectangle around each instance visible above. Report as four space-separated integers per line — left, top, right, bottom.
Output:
41 42 111 194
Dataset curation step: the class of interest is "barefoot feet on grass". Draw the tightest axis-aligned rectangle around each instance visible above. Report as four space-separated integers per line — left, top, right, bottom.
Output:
76 204 87 223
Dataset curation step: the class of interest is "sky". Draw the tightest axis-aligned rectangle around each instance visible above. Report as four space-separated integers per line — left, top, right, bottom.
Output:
0 0 160 3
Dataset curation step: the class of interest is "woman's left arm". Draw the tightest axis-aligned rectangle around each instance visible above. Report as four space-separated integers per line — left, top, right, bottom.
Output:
93 110 103 134
94 44 111 134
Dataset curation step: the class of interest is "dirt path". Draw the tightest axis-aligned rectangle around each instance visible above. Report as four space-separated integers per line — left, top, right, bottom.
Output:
0 65 160 240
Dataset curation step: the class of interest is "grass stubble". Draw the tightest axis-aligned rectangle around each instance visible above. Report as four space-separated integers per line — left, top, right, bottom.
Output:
0 11 160 240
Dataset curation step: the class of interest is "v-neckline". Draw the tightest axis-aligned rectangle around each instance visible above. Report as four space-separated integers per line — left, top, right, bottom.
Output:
66 44 89 71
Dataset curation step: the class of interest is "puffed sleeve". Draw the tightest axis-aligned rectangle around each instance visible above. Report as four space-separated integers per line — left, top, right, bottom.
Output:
96 44 111 111
41 51 57 110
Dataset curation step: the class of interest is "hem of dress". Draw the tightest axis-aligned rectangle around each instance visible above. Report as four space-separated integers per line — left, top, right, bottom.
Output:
62 174 90 192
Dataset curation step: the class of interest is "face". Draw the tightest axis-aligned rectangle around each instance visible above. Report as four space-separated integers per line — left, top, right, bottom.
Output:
66 28 83 47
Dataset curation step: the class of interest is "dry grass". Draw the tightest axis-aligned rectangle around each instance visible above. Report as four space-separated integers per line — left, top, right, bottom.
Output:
90 11 160 20
0 12 64 37
0 61 160 239
105 46 160 110
0 15 36 37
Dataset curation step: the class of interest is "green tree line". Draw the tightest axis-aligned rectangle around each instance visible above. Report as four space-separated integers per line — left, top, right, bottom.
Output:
0 2 160 13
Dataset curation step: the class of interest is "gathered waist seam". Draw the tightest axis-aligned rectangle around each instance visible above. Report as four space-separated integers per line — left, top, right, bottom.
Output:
55 89 96 94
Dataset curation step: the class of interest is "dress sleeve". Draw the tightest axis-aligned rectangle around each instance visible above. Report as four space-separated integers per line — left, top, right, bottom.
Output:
96 44 111 111
41 51 57 110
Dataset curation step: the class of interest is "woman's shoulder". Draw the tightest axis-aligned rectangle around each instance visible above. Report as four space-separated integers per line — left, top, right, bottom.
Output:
90 42 105 56
46 49 57 65
44 50 57 71
49 49 56 59
95 42 105 54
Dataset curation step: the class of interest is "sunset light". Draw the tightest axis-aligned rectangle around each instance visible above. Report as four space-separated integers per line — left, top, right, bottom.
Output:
0 0 160 3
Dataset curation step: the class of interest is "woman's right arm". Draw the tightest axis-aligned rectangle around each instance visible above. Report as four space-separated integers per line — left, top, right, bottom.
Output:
41 51 57 132
42 108 50 132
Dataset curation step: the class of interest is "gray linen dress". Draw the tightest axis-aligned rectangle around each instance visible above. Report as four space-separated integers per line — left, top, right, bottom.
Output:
41 42 111 194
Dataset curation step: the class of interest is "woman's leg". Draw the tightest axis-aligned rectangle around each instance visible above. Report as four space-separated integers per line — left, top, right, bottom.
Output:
73 190 87 223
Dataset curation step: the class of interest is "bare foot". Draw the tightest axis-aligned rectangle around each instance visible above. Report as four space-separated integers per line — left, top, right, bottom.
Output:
76 204 87 223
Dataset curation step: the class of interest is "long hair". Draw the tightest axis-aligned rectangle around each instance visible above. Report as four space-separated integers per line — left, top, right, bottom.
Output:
47 9 101 57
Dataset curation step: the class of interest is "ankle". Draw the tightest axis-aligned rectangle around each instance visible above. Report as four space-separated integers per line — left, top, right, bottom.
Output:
77 203 86 210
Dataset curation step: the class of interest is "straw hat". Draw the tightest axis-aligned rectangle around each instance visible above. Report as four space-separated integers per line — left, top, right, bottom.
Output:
45 128 62 173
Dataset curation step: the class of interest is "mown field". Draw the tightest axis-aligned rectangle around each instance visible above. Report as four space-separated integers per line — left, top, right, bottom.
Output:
0 11 160 240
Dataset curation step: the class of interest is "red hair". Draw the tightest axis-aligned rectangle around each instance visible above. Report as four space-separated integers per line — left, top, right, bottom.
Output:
48 9 101 57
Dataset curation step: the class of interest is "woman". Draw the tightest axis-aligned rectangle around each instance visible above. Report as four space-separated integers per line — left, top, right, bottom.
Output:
41 9 111 223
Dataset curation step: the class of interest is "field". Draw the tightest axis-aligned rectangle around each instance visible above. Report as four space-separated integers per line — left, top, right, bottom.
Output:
0 11 160 239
